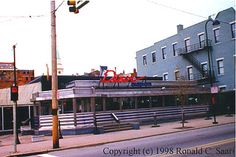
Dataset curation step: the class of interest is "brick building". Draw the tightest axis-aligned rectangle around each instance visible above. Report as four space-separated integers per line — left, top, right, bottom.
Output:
0 62 34 89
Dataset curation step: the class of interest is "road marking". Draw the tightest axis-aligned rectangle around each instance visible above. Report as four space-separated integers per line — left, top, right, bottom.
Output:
151 138 235 157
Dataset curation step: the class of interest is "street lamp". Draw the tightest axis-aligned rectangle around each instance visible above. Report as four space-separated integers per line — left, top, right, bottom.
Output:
204 16 220 124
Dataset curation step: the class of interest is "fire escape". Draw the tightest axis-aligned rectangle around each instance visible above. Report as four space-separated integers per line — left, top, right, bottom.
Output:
178 39 215 84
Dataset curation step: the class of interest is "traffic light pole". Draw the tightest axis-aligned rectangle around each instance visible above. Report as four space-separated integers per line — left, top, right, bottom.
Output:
12 45 20 153
51 0 59 149
13 100 17 152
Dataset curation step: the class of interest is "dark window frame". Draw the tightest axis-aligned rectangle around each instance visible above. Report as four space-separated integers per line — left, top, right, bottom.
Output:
163 73 168 81
151 51 156 63
201 63 208 78
175 70 180 80
231 23 236 38
161 47 167 59
185 38 191 52
172 43 177 56
199 34 205 48
187 66 193 80
217 59 224 75
143 55 147 66
214 28 220 43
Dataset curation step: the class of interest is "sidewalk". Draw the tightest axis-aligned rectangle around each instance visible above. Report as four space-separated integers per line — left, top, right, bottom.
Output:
0 115 235 157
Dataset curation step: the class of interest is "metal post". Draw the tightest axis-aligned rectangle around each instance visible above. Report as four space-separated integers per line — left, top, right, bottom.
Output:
13 101 17 152
205 17 218 125
73 98 77 127
205 106 212 120
1 107 4 131
212 94 218 124
205 20 213 86
93 109 98 134
28 106 31 128
13 45 17 152
181 111 185 128
58 120 63 139
12 45 20 153
152 112 160 127
51 0 59 149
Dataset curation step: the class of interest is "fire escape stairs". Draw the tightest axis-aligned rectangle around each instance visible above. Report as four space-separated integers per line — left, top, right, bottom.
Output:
178 40 213 84
182 54 209 83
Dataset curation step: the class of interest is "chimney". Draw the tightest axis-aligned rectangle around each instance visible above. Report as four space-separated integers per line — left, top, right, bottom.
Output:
177 24 183 33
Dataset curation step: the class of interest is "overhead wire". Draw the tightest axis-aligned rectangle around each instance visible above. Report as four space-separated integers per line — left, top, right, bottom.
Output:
147 0 208 19
0 0 65 24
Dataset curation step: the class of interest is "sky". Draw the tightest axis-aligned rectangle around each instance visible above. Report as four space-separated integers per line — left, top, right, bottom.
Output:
0 0 235 76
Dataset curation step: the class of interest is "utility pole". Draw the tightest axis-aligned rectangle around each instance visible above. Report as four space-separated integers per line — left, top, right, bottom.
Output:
51 0 59 149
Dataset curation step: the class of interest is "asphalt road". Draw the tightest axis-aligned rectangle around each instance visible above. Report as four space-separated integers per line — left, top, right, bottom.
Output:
32 123 235 157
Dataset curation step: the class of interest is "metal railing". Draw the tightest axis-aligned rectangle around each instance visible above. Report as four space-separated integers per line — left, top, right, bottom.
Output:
178 39 212 55
111 113 120 123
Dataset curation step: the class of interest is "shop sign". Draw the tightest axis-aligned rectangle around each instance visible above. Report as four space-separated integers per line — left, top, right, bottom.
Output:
100 70 144 83
211 86 219 94
131 82 152 87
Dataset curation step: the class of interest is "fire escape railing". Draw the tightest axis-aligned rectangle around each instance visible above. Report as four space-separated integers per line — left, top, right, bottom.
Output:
177 40 214 83
178 39 212 55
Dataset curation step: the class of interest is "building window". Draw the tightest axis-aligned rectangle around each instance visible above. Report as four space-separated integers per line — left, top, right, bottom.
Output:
172 43 177 56
214 28 220 43
161 47 167 59
199 34 205 48
217 59 224 75
187 66 193 80
231 22 236 38
163 73 168 81
175 70 180 80
185 38 191 52
151 51 156 63
201 62 208 78
143 55 147 66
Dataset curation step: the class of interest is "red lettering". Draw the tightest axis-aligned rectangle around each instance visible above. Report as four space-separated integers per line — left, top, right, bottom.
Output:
100 70 144 83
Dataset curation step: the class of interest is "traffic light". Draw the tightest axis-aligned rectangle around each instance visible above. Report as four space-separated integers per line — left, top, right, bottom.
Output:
67 0 89 14
11 85 18 101
67 0 79 14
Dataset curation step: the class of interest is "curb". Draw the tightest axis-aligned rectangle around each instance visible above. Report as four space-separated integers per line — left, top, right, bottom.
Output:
7 122 235 157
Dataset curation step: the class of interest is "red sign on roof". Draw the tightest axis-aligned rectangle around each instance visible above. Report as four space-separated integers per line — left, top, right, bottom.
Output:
100 70 144 83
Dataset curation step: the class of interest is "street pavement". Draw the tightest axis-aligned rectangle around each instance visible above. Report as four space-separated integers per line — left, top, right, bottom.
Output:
0 115 235 157
31 123 235 157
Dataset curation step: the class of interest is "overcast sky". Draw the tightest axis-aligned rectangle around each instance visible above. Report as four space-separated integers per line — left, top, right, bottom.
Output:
0 0 235 76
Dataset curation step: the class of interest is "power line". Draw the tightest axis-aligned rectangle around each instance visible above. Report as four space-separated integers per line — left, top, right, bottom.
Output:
0 0 65 24
0 14 47 23
147 0 208 19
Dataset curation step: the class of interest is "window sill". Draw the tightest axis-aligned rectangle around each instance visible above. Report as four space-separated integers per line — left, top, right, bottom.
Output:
217 74 224 77
214 42 222 45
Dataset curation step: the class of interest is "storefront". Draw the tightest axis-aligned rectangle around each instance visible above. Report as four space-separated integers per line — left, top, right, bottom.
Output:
32 77 210 115
0 82 41 133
